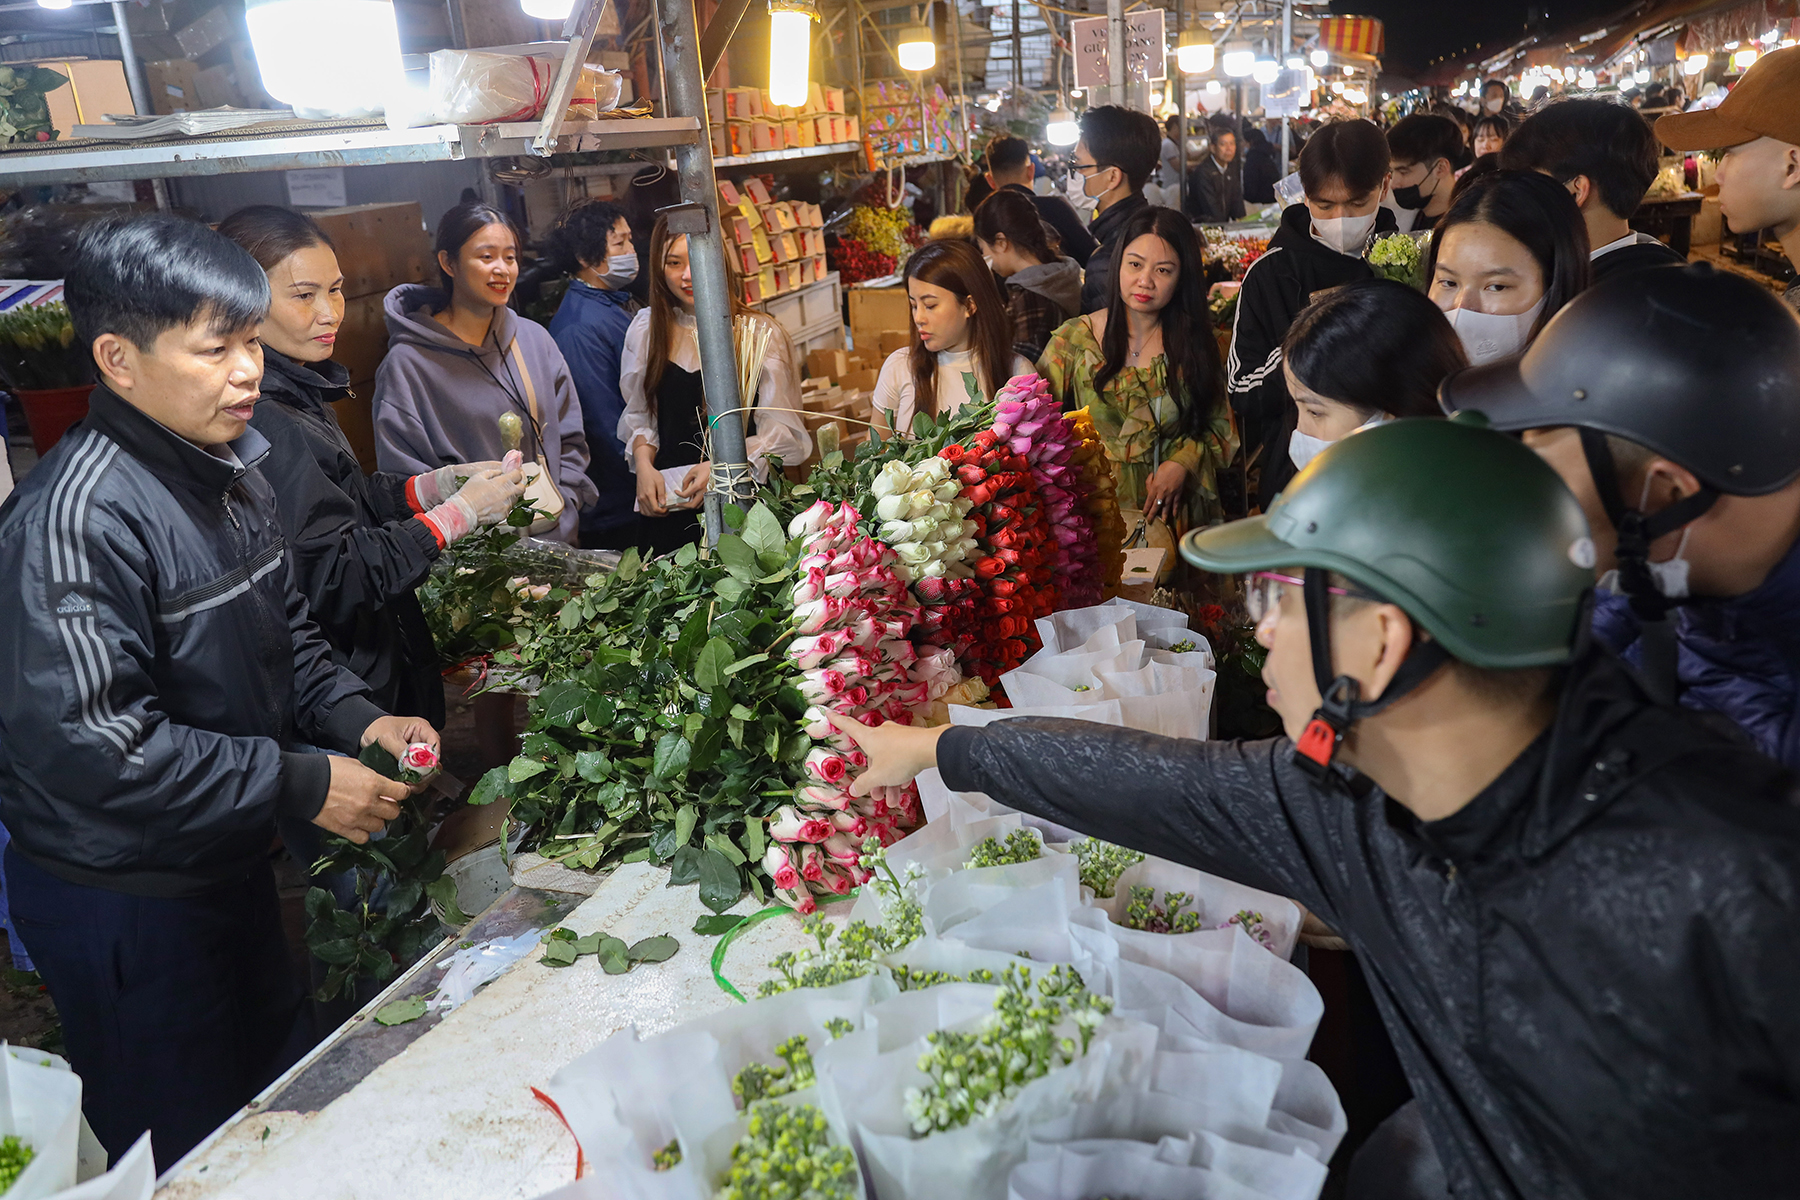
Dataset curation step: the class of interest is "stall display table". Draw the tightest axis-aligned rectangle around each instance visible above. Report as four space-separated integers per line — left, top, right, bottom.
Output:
1632 192 1704 259
156 865 816 1200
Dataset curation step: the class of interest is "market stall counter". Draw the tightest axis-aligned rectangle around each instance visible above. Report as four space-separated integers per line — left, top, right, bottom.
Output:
154 866 820 1200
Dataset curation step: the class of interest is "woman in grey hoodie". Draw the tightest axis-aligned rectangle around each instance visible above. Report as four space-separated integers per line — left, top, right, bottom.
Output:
972 190 1085 363
373 202 598 545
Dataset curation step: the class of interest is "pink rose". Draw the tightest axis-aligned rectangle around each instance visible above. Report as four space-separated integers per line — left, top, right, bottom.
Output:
821 832 863 865
400 743 439 773
769 805 833 843
787 499 836 539
797 785 855 812
799 843 825 882
792 567 828 605
763 843 801 891
789 631 848 669
804 747 850 784
775 884 818 915
817 861 855 895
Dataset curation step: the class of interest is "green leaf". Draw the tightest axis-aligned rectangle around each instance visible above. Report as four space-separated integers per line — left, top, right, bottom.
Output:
508 756 549 783
359 742 399 778
571 931 603 956
374 998 429 1026
705 830 746 866
693 637 734 693
697 848 743 914
674 541 699 567
715 577 749 602
674 802 699 848
723 652 768 677
597 936 631 974
740 503 786 557
584 692 617 728
540 681 590 727
693 914 745 936
740 818 766 862
304 886 336 925
668 845 703 885
540 938 580 967
614 546 643 582
549 926 578 941
627 934 680 963
716 534 760 581
469 766 511 807
574 750 611 783
313 938 358 965
651 732 691 781
427 875 472 927
721 504 748 531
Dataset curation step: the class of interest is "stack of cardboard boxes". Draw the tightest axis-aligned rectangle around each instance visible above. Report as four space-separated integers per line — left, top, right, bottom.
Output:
793 336 909 466
718 177 829 304
126 2 276 115
705 83 858 158
309 202 437 474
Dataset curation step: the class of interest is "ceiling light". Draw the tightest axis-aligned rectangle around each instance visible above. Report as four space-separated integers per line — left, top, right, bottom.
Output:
521 0 575 15
247 0 405 117
1684 52 1708 75
1310 48 1328 67
1046 107 1078 145
766 0 817 108
1176 27 1215 74
896 24 936 72
1251 57 1279 85
1222 41 1255 76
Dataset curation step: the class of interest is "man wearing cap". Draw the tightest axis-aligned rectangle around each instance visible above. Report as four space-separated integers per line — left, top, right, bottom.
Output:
829 418 1800 1199
1443 263 1800 768
1655 45 1800 313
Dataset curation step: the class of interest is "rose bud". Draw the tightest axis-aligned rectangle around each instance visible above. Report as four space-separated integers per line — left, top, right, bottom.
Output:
774 884 818 915
798 843 826 882
804 747 850 785
399 742 440 780
796 785 855 812
787 499 836 539
764 843 802 891
770 805 834 843
816 861 856 895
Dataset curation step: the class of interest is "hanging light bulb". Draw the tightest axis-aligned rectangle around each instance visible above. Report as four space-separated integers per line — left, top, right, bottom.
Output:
521 0 575 17
246 0 405 118
37 0 73 9
1251 57 1279 85
1310 48 1328 68
766 0 817 108
1206 79 1221 94
1576 69 1597 89
1221 41 1255 77
1684 53 1708 75
1176 27 1215 74
1732 47 1758 69
896 25 936 72
1634 67 1650 83
1046 107 1078 145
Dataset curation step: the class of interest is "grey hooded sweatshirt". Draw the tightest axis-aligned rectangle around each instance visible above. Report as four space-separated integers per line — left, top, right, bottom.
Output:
373 284 599 545
1009 257 1083 317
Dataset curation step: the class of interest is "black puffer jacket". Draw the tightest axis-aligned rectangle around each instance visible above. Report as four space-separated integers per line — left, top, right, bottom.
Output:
0 386 385 897
939 651 1800 1199
251 350 444 726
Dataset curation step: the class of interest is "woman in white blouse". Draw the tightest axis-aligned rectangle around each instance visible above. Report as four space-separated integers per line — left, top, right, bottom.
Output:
618 214 808 554
872 237 1034 437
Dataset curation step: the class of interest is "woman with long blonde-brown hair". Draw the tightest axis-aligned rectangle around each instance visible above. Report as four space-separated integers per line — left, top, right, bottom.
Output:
617 213 808 554
872 238 1034 437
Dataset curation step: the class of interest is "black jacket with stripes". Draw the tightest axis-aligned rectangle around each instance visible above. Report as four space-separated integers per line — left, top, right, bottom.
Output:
0 385 383 897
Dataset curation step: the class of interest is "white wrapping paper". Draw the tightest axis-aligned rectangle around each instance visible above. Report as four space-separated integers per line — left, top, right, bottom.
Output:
0 1044 84 1199
1094 856 1304 961
1008 1142 1276 1200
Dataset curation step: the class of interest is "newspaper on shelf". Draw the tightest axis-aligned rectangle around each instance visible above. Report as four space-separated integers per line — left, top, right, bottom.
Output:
71 107 297 140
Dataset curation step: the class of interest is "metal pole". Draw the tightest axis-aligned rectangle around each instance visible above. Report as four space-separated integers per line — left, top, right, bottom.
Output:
655 0 752 542
1105 0 1123 107
109 1 150 116
1278 0 1290 184
1174 0 1186 213
1011 0 1022 114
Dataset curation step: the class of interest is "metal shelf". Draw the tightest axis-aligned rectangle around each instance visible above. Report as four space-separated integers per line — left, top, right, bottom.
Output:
715 141 863 168
0 117 702 186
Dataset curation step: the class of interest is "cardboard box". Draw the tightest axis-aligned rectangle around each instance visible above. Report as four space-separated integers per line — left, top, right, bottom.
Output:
849 285 911 352
743 177 772 205
309 202 433 298
823 86 845 113
839 367 879 393
725 86 761 119
175 4 239 59
331 295 391 393
144 59 200 115
38 60 134 131
807 347 849 379
878 330 912 358
717 179 741 206
192 63 243 110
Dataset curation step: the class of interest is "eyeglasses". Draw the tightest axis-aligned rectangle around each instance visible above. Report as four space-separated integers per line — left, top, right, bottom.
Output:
1071 160 1112 175
1245 571 1379 626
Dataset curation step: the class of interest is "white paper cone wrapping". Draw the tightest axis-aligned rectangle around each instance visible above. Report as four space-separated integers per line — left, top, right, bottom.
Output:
1095 856 1304 961
0 1045 85 1199
1008 1142 1277 1200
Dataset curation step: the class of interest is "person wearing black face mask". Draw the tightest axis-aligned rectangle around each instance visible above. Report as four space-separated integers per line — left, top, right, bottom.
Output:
1386 114 1466 233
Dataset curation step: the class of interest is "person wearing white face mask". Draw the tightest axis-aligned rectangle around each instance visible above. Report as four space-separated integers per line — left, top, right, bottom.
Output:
1068 105 1162 314
1227 119 1399 511
1261 277 1467 504
1426 169 1590 369
549 199 645 549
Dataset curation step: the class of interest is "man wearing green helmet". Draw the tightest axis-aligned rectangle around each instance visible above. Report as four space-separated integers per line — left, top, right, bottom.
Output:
829 418 1800 1199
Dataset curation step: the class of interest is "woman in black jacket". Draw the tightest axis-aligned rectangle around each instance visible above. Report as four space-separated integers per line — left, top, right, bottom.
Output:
217 207 525 728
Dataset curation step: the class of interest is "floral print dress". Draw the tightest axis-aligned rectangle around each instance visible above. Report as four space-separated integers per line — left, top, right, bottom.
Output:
1037 314 1238 532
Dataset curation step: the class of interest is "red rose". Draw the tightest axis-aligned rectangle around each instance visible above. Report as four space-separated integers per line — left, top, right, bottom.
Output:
940 444 967 463
974 557 1006 578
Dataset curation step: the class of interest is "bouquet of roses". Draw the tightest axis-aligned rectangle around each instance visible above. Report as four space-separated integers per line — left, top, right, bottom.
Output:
991 375 1102 609
769 501 933 912
1068 407 1127 592
939 429 1055 686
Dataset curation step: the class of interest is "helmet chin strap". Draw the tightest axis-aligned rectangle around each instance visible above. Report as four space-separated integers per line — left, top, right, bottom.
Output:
1292 568 1451 781
1575 429 1717 704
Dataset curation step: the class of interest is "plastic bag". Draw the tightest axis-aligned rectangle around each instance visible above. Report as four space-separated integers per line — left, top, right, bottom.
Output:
431 929 544 1013
1008 1142 1277 1200
0 1044 83 1199
427 51 623 125
1094 856 1303 961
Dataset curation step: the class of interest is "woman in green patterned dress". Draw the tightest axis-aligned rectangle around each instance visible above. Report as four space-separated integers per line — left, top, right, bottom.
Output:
1037 206 1237 533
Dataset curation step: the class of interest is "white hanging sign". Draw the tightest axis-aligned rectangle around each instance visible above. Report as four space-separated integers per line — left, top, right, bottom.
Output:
1072 8 1167 89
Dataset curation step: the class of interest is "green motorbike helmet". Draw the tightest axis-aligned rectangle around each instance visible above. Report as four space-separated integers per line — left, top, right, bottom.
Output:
1180 418 1594 774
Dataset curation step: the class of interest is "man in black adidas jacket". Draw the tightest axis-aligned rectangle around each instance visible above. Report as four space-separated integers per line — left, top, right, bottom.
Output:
1227 119 1397 510
0 216 436 1167
833 419 1800 1199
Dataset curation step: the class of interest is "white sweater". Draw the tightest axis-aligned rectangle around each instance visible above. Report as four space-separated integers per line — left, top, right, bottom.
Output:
872 347 1034 434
